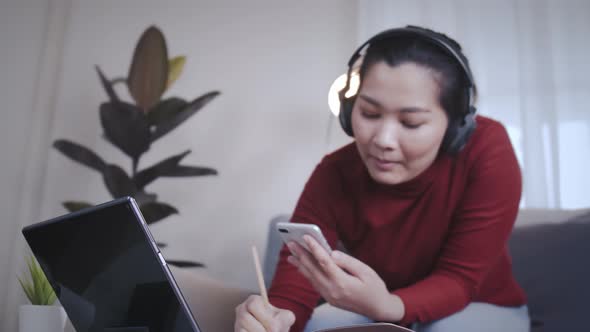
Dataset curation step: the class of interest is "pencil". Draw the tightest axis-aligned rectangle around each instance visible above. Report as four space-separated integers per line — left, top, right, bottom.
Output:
251 245 269 306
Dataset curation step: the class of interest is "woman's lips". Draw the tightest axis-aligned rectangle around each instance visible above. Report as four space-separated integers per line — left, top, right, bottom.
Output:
369 155 401 171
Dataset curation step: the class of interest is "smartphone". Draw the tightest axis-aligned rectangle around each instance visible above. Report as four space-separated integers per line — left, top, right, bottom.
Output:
276 222 332 254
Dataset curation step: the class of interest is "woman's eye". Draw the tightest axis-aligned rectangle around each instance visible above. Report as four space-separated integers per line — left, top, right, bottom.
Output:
402 121 422 129
361 111 380 119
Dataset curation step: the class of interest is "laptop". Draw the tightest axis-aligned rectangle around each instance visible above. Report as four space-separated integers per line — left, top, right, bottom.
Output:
22 196 201 332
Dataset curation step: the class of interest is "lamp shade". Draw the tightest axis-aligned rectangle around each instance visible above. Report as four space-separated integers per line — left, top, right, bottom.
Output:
328 72 359 116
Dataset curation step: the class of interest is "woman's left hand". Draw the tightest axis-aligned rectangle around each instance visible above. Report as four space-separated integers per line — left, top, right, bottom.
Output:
286 235 404 322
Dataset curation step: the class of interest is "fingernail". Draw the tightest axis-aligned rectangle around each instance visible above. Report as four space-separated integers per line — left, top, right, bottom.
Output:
331 251 340 259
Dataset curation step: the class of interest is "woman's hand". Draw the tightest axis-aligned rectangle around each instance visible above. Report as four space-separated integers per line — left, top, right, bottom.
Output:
234 295 295 332
287 235 405 322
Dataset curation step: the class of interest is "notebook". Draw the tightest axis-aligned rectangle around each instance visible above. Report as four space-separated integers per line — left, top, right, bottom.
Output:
22 196 201 332
317 322 414 331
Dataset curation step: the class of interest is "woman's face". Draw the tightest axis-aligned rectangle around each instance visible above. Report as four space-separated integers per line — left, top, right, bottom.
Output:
351 61 449 185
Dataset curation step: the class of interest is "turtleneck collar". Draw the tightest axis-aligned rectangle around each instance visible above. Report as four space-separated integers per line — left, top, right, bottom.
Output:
363 152 450 198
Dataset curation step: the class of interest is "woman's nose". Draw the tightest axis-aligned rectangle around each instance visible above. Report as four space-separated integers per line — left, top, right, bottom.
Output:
373 122 400 151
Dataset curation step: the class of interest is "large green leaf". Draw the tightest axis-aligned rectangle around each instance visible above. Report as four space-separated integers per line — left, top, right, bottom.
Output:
166 260 205 268
62 201 94 212
140 201 178 224
160 165 217 177
166 56 186 90
100 102 151 160
133 150 191 189
147 97 188 127
151 91 220 142
53 140 107 172
127 26 168 111
133 191 157 205
95 65 120 103
102 165 137 198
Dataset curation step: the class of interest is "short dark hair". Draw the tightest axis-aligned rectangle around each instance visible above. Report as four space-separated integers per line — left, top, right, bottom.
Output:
358 32 476 122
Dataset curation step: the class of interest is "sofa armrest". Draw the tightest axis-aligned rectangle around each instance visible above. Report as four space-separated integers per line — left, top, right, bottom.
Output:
515 208 590 227
509 210 590 331
170 266 252 332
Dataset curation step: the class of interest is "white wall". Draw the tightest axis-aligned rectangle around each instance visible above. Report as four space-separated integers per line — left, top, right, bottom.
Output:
1 0 357 330
0 0 54 327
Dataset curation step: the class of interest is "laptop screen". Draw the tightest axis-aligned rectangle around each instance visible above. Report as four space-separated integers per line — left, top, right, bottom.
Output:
22 198 200 332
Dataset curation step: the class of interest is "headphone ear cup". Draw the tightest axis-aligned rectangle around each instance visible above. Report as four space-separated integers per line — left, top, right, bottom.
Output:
444 107 477 154
338 96 355 137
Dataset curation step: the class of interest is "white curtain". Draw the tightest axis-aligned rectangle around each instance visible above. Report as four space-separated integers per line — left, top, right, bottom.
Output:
357 0 590 209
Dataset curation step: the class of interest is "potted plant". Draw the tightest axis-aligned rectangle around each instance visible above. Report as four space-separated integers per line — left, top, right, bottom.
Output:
18 255 66 332
52 25 219 267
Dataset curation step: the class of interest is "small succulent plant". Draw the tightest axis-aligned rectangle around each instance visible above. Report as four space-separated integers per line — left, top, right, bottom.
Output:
18 256 57 306
52 26 219 267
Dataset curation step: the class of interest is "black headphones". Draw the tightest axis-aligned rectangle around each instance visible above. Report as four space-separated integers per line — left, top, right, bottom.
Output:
338 25 477 154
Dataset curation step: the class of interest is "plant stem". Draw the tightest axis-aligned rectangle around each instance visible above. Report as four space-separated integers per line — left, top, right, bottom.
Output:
132 157 139 177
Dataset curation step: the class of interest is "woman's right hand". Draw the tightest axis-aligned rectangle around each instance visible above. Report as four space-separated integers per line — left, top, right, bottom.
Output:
234 295 295 332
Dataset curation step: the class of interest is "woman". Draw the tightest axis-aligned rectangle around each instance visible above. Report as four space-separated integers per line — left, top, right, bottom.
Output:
234 26 529 332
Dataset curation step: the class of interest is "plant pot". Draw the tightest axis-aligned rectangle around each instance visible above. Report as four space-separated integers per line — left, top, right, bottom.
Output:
19 304 67 332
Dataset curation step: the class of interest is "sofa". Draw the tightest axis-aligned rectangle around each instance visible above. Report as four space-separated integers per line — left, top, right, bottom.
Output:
173 208 590 332
508 208 590 331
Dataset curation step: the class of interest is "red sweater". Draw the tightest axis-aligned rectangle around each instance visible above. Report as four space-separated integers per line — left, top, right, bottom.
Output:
268 116 527 331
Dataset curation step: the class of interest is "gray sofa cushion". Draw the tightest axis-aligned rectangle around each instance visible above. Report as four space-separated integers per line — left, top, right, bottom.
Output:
508 211 590 331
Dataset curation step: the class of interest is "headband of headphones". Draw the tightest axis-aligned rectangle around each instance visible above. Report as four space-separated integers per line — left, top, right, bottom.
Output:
340 25 476 114
337 25 478 153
